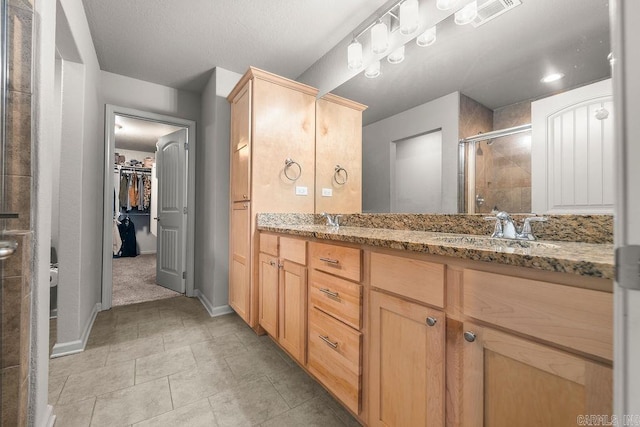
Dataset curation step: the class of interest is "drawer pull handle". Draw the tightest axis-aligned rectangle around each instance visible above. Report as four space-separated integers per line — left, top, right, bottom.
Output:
464 331 477 343
319 288 340 299
319 257 340 264
426 317 437 327
319 335 338 349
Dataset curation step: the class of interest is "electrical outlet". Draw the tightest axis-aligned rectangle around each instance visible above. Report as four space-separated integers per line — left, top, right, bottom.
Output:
322 188 333 197
295 186 308 196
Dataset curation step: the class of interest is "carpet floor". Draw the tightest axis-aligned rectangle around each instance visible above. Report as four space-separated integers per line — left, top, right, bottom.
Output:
112 254 181 307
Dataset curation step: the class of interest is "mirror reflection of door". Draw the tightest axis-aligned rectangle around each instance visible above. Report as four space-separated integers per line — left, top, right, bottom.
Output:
112 115 186 306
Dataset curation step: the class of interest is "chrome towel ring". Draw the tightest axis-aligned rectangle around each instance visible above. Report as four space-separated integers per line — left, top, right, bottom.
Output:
284 158 302 181
334 165 348 185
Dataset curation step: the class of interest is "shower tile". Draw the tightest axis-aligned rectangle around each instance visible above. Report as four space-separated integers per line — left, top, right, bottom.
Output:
18 375 29 426
1 366 20 426
5 91 31 177
1 276 22 368
0 232 25 278
7 5 32 93
20 292 30 382
3 175 31 231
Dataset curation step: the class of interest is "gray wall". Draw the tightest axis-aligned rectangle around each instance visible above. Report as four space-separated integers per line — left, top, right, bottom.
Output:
362 92 460 213
195 67 241 314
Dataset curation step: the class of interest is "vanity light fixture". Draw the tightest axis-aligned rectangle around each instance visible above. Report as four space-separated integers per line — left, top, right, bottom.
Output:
364 60 381 78
541 72 565 83
388 45 406 64
455 1 478 25
371 20 389 54
437 0 459 10
416 26 437 47
399 0 420 35
347 39 363 70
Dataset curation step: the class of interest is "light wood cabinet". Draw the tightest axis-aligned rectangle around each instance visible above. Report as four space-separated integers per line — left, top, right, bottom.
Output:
462 322 612 427
315 94 367 214
258 252 279 337
279 260 308 363
229 202 250 323
369 290 445 427
228 68 317 329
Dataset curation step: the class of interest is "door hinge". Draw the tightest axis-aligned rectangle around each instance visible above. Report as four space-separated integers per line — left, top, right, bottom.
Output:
182 271 187 279
183 207 188 214
184 142 189 151
616 245 640 290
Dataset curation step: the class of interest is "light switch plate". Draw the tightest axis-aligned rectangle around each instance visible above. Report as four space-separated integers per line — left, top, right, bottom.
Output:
295 186 308 196
322 188 333 197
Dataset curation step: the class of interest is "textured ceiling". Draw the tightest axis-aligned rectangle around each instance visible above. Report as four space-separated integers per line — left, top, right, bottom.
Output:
114 116 183 152
81 0 390 93
332 0 611 125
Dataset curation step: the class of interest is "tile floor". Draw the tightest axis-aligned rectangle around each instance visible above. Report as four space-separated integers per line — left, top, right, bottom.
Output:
49 296 360 426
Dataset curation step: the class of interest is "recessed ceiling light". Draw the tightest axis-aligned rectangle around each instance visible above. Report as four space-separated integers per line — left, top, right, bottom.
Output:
541 72 565 83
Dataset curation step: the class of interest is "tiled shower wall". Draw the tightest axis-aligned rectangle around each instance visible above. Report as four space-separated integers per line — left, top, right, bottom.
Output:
1 0 33 425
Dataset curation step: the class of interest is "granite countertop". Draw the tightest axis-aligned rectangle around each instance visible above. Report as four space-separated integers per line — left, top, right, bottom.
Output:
257 223 615 280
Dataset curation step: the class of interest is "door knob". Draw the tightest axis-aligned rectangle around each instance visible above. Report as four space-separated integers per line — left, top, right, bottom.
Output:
463 331 477 343
426 317 437 327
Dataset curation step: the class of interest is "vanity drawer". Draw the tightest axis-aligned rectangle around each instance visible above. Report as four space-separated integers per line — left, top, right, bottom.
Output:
280 236 306 265
259 233 279 256
309 270 362 330
463 269 613 360
370 252 445 308
309 242 361 282
308 307 361 414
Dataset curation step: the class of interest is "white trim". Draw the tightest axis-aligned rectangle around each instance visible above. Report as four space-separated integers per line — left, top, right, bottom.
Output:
40 405 55 427
195 289 234 317
50 302 100 358
102 105 197 309
139 250 157 255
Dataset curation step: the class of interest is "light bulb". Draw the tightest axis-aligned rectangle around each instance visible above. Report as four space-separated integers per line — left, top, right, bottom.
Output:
455 1 478 25
399 0 419 35
371 21 389 54
416 26 437 47
387 46 405 64
347 40 363 70
364 61 381 78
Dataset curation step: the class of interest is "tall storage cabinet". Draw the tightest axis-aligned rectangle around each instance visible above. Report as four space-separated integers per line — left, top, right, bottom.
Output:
228 67 318 328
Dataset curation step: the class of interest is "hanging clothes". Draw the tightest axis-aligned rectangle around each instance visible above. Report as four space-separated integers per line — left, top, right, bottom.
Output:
114 170 121 214
117 217 138 257
151 164 158 237
129 172 139 208
113 217 123 256
138 174 144 210
119 175 128 209
143 175 152 210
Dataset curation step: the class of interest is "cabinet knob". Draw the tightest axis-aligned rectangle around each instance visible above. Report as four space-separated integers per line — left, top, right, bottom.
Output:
269 261 276 266
243 194 248 199
426 317 437 327
463 331 477 343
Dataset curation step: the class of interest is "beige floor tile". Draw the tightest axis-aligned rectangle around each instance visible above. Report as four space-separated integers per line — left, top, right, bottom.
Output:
48 374 67 405
137 316 184 338
208 376 289 427
115 308 160 327
260 395 347 427
91 377 173 426
134 346 196 384
86 324 138 350
54 397 96 427
224 343 290 382
320 390 362 427
57 361 135 405
168 360 237 409
190 335 247 366
267 366 324 408
133 398 218 427
162 326 211 351
49 347 109 378
206 315 247 338
106 336 164 365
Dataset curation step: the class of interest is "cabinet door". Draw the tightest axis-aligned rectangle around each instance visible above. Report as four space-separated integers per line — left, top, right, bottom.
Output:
229 202 250 323
278 260 307 364
258 253 279 337
369 291 445 427
230 81 251 202
462 323 612 427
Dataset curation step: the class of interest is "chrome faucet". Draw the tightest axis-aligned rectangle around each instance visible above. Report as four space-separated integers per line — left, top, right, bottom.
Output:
484 212 547 240
321 213 342 227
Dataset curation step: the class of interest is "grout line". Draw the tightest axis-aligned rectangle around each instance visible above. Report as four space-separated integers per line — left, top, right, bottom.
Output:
88 396 98 427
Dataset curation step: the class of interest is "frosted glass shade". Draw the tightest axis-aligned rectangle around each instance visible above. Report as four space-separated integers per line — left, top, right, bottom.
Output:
364 61 381 78
436 0 459 10
347 40 363 70
416 26 437 47
387 46 405 64
400 0 419 35
455 1 478 25
371 21 389 54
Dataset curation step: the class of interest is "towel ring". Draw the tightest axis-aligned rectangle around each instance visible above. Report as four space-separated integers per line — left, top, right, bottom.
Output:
333 165 348 185
284 158 302 181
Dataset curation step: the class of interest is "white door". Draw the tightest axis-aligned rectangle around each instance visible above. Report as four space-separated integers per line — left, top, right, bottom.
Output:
611 0 640 418
156 129 187 293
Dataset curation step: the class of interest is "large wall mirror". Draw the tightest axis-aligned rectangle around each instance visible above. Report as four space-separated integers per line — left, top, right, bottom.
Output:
325 0 611 214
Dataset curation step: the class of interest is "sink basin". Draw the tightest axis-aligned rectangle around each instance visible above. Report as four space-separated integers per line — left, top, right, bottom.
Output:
430 235 561 250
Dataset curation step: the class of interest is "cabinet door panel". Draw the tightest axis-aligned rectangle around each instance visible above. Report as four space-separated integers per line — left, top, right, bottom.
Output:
462 323 612 427
369 291 445 427
279 261 307 364
230 81 251 202
258 253 279 337
229 202 250 323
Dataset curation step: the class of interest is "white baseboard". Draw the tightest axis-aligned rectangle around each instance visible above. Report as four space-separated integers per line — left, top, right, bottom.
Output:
50 302 100 358
41 404 55 427
139 250 157 255
195 289 233 317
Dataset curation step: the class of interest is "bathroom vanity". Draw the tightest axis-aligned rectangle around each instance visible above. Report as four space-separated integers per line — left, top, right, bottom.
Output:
254 214 613 427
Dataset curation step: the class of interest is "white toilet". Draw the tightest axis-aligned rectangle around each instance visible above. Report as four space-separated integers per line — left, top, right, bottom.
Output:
50 263 58 318
50 263 58 288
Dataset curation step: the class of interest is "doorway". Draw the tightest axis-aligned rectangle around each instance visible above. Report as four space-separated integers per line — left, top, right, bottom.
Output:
102 105 196 310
